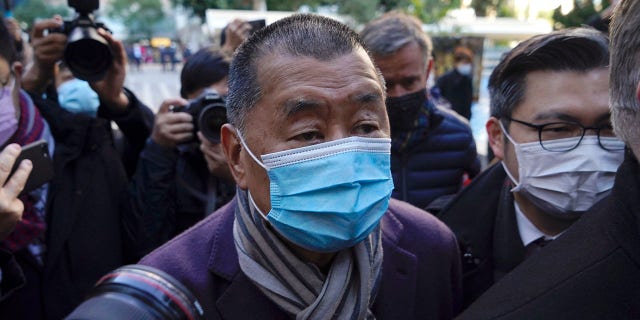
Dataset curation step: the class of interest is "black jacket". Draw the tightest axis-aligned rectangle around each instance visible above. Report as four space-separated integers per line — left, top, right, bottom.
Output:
456 152 640 319
127 139 236 256
438 163 526 309
436 69 473 120
0 89 154 319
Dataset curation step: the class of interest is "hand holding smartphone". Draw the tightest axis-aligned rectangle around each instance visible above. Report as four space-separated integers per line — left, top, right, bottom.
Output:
9 140 54 196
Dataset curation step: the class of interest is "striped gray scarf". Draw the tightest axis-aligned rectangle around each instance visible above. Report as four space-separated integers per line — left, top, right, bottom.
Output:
233 189 383 320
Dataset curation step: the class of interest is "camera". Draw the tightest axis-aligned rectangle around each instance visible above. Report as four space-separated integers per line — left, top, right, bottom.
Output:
171 89 227 143
65 264 204 320
50 0 112 82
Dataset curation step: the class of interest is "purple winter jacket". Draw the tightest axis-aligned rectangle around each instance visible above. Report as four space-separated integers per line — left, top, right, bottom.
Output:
140 197 463 319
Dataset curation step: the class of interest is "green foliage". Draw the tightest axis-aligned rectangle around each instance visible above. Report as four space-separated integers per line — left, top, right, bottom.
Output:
108 0 165 39
172 0 462 24
471 0 509 17
411 0 460 23
552 0 596 30
336 0 381 23
13 0 70 29
171 0 253 19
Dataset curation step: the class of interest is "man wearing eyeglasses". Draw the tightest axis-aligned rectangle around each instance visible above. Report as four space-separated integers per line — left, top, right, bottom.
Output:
437 27 625 310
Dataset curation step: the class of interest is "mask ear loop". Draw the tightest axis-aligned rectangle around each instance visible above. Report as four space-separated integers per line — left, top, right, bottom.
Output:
498 120 522 190
235 128 269 171
234 127 272 222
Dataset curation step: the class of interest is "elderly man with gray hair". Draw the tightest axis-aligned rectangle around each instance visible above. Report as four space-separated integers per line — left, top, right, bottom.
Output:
139 13 462 319
451 1 640 318
360 11 480 212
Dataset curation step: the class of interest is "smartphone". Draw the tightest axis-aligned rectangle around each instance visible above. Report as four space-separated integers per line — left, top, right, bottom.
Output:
9 140 55 196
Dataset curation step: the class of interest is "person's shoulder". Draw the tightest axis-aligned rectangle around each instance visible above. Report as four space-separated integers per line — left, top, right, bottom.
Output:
436 69 458 82
440 163 505 214
140 200 236 270
384 198 457 250
433 104 471 129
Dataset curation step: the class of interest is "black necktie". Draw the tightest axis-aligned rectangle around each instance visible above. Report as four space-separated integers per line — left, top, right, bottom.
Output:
524 237 552 259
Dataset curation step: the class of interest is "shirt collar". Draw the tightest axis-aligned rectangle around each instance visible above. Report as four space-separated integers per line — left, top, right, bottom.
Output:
514 201 560 246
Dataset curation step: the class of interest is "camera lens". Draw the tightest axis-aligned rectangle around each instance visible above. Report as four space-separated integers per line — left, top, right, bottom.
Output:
64 26 112 82
65 265 203 320
198 104 227 143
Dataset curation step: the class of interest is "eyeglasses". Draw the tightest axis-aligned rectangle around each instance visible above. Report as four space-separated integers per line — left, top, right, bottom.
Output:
504 117 624 152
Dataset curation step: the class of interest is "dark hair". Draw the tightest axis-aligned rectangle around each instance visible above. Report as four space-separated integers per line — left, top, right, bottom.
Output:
488 27 609 120
226 13 374 132
453 46 473 63
180 47 231 98
0 16 18 64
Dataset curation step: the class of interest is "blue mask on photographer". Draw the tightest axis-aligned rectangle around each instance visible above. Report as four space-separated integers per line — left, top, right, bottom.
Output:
57 79 100 117
237 131 394 252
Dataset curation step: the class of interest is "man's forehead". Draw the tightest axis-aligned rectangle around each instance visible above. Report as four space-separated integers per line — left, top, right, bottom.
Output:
258 47 374 68
255 49 381 91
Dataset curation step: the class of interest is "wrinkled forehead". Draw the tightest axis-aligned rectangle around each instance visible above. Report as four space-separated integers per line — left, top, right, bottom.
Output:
255 47 382 91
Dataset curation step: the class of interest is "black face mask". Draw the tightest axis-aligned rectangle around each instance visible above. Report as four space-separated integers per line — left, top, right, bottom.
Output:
385 88 427 131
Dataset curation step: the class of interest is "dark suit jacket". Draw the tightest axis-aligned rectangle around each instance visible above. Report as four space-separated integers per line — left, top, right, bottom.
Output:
438 163 526 308
456 152 640 320
0 90 154 319
141 197 463 319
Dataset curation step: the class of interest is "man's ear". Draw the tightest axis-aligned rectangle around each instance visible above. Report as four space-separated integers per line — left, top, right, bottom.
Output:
221 123 248 189
11 61 23 112
425 57 434 80
486 117 505 160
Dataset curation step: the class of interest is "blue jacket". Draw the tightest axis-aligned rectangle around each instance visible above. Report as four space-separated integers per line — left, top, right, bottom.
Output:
140 197 463 319
391 100 480 210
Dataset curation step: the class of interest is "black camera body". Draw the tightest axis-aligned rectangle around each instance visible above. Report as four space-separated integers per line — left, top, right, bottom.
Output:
172 90 227 143
51 0 112 82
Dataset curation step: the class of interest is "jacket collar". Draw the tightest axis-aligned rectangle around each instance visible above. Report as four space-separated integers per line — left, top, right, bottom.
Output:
206 198 417 319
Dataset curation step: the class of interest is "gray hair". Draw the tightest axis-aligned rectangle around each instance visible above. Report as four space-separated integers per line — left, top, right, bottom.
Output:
610 0 640 147
226 14 377 133
359 11 432 65
488 27 609 121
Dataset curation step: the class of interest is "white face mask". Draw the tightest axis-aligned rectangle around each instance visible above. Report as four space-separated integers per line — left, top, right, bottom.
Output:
456 63 472 76
500 122 625 219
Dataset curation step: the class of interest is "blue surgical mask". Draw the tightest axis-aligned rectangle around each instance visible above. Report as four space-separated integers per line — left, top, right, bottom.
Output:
57 79 100 117
237 132 394 252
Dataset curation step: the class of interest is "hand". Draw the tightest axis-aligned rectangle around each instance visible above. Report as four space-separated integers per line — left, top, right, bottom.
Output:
4 18 22 45
0 144 33 241
221 19 252 54
198 132 234 182
89 29 129 112
151 98 193 148
22 17 66 94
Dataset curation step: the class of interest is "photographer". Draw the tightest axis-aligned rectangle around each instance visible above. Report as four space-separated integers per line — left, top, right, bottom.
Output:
128 47 235 256
0 8 154 319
